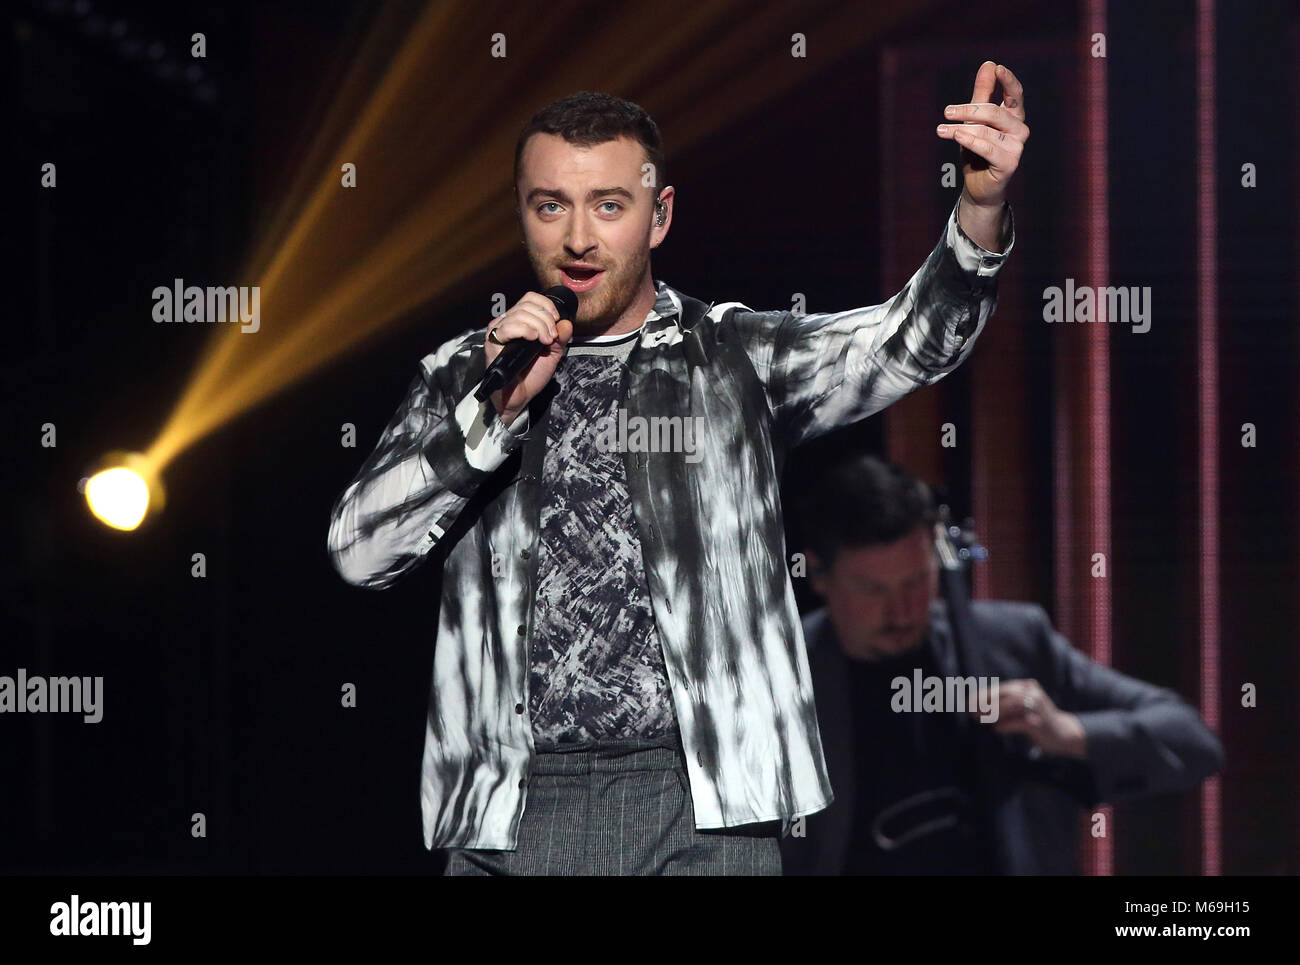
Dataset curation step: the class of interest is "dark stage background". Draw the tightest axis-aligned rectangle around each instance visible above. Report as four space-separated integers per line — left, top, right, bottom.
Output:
6 0 1297 875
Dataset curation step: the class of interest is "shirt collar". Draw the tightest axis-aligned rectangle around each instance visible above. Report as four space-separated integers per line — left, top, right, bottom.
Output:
566 280 682 347
646 279 682 324
564 280 686 353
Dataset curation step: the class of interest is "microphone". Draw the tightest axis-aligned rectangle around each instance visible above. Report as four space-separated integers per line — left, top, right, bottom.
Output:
474 285 579 402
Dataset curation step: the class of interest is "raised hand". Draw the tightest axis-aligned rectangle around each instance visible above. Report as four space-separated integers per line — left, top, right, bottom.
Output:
937 61 1029 212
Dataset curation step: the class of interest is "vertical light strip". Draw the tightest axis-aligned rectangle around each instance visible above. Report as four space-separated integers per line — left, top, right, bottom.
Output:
880 46 900 464
1053 402 1073 636
881 47 898 346
1082 0 1113 877
1195 0 1223 877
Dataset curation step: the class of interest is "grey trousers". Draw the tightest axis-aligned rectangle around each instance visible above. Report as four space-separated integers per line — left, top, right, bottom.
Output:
441 738 782 876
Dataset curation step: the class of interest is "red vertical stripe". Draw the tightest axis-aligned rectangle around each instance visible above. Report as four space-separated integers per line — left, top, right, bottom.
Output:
1196 0 1223 878
1079 0 1113 877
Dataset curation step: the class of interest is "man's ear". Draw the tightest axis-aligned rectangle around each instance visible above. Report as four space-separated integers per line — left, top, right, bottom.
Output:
650 185 674 247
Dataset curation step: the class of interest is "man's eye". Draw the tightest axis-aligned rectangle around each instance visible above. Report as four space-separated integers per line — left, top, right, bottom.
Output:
598 201 622 214
539 202 562 214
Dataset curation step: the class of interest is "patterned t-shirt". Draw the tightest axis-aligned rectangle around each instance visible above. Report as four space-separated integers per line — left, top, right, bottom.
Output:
527 326 679 747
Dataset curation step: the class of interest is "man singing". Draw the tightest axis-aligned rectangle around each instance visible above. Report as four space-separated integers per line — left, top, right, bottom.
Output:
326 63 1027 875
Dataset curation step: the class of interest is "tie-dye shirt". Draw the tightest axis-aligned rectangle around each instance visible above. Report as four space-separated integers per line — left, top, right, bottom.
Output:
327 196 1014 850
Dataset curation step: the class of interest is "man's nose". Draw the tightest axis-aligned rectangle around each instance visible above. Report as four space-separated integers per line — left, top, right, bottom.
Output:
883 590 907 624
565 210 594 254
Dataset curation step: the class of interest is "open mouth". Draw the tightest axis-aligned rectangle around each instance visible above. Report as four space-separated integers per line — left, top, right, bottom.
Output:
561 265 605 291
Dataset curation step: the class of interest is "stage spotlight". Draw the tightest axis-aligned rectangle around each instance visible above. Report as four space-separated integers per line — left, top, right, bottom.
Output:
81 451 165 531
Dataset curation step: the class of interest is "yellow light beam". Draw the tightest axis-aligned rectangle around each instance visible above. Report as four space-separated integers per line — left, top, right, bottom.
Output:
142 0 939 479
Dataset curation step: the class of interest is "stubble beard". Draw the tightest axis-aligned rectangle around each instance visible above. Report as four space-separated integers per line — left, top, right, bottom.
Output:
866 625 927 660
527 241 652 336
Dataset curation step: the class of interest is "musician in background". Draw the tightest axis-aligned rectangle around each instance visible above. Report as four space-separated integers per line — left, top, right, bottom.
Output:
780 454 1224 875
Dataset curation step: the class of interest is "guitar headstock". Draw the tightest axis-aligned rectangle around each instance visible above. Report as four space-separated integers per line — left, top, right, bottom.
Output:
932 503 988 572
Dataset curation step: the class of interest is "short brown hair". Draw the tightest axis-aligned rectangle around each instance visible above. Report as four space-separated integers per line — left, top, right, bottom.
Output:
796 455 938 569
514 91 666 196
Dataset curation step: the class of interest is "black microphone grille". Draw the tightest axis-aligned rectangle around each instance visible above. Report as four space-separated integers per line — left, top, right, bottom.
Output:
542 285 580 322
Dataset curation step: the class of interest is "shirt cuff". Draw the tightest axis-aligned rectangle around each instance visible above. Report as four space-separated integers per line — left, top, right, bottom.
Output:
948 194 1016 277
453 390 528 472
504 407 530 437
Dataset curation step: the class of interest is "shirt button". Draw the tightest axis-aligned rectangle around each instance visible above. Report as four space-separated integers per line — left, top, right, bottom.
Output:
518 777 527 788
520 548 530 561
665 600 673 614
515 703 524 714
517 624 526 636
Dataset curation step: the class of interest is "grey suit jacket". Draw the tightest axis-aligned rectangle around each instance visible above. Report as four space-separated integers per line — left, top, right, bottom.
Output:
781 599 1225 874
